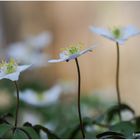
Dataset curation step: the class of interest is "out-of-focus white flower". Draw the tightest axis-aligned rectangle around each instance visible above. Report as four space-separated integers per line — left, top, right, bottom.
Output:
21 110 42 125
26 32 52 49
7 32 52 68
0 58 30 81
48 42 96 63
19 85 62 107
121 110 134 121
90 25 140 44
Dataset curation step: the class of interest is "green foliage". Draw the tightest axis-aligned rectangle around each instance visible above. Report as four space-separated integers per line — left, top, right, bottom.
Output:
0 93 138 139
21 126 40 139
12 129 29 139
110 121 136 138
0 123 13 138
106 103 135 123
33 124 59 139
96 131 125 139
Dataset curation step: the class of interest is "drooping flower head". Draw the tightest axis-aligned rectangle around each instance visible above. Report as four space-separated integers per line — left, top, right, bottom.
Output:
48 42 96 63
0 58 30 81
90 25 140 44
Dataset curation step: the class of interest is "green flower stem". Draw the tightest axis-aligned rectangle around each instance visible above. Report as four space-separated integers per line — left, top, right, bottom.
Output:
14 81 20 128
75 58 85 139
116 42 122 121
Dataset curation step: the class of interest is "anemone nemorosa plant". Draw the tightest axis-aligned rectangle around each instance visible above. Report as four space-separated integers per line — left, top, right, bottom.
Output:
0 58 30 128
48 42 96 138
90 25 140 121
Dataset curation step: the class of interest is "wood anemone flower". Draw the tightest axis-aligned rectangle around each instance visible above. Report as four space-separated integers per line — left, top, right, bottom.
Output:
48 42 96 139
0 58 31 129
0 58 30 81
90 25 140 122
48 42 96 63
20 85 62 107
90 25 140 44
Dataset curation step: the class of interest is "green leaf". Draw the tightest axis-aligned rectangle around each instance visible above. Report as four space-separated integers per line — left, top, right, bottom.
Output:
0 113 13 119
68 117 93 138
23 122 33 127
96 131 125 139
34 124 59 139
133 131 140 139
134 116 140 130
0 113 13 124
110 121 135 138
68 117 110 139
0 123 12 138
13 129 29 139
22 126 40 139
106 104 135 122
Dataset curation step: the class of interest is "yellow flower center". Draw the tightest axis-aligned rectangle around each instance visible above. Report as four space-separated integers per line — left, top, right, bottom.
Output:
0 58 17 74
62 42 83 56
37 93 44 101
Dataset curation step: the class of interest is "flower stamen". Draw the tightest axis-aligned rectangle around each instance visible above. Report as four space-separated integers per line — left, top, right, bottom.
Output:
61 42 84 56
110 27 122 39
0 58 17 75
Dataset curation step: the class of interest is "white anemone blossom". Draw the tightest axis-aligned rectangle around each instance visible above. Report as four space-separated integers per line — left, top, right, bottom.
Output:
90 25 140 44
25 32 52 49
7 32 52 68
19 85 62 107
48 42 96 63
0 58 30 81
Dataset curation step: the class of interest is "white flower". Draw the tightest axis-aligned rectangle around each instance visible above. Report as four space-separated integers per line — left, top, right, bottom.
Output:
7 31 52 68
121 110 134 121
0 58 30 81
25 31 53 49
90 25 140 44
19 85 62 107
21 110 42 125
48 42 96 63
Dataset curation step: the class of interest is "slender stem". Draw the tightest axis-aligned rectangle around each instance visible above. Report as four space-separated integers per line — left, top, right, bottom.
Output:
14 81 20 128
75 58 85 139
116 42 122 121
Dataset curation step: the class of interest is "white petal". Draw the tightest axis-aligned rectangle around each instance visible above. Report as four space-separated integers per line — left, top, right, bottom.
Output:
43 85 62 105
7 43 28 61
20 89 40 106
67 53 80 61
90 26 114 40
24 53 49 68
26 32 53 49
48 58 67 63
17 65 31 72
0 71 20 81
20 85 61 107
122 25 140 40
59 51 69 59
79 45 96 56
116 39 126 45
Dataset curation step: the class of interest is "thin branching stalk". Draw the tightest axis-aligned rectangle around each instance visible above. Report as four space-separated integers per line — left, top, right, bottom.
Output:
75 58 85 139
116 42 122 121
14 81 20 128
